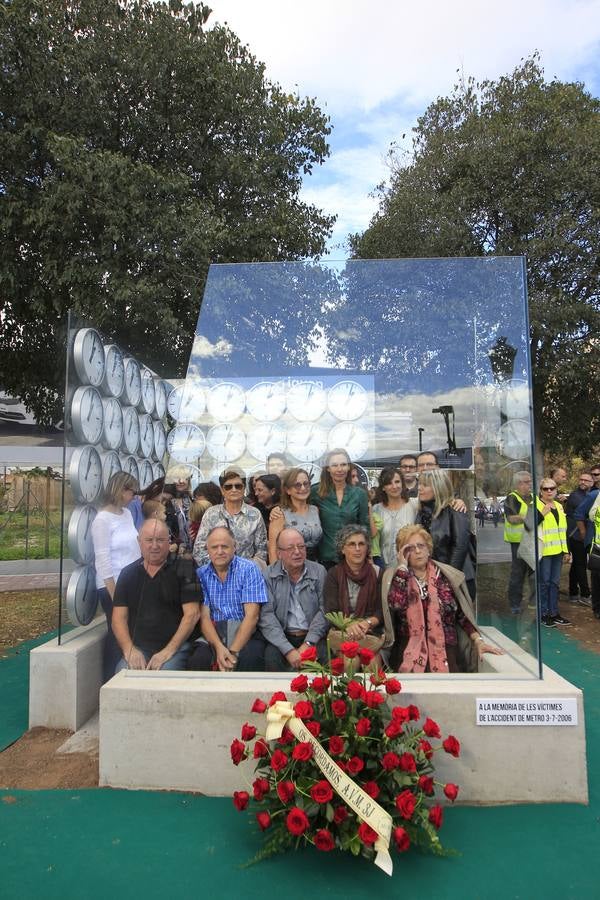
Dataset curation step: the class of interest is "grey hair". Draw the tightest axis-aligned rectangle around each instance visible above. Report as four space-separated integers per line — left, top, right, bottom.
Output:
512 470 532 490
335 524 371 559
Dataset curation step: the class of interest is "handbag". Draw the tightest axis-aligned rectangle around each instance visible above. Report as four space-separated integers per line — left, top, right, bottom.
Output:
517 503 537 571
587 543 600 573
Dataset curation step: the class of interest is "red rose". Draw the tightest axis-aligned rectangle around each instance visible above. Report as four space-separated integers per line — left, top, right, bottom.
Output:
382 752 400 771
277 727 295 746
358 822 379 845
269 691 287 707
292 741 313 761
256 811 271 831
423 717 441 738
233 790 249 811
358 647 375 666
392 706 410 723
276 780 296 803
241 722 256 741
311 676 330 694
310 780 334 804
363 781 380 799
395 789 417 820
314 829 335 852
252 777 270 801
331 699 347 717
333 805 348 824
444 782 459 802
364 690 385 709
336 760 347 772
251 698 267 713
355 717 371 736
329 735 345 756
346 680 365 700
340 640 360 658
253 738 269 758
408 704 420 721
230 738 247 766
286 806 310 836
305 720 321 737
294 700 314 720
347 756 364 775
330 657 345 675
370 668 386 685
418 775 434 796
270 749 289 772
385 720 403 739
300 645 317 662
385 678 402 695
429 805 444 829
393 826 411 852
399 752 416 773
443 735 461 758
290 674 309 693
418 739 433 760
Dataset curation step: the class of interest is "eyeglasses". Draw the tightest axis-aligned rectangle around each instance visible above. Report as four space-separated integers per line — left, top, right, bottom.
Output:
402 542 429 553
541 485 557 491
400 464 417 471
222 482 244 491
290 481 310 490
279 544 306 553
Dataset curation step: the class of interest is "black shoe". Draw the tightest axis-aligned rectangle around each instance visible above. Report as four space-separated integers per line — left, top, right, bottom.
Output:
552 615 572 626
541 615 557 628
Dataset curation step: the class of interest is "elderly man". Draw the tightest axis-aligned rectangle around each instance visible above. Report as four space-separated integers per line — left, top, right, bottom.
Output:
112 519 201 671
260 528 328 670
503 470 535 614
188 526 267 671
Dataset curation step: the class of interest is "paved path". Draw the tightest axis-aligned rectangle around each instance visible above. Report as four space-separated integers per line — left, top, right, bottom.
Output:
0 558 75 592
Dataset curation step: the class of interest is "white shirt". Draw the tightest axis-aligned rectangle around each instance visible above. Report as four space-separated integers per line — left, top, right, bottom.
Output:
91 508 140 589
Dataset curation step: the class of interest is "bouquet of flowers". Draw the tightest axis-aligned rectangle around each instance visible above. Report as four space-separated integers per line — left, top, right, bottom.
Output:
230 618 461 875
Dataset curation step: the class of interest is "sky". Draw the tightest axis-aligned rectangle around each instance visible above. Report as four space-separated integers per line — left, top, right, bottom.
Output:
207 0 600 257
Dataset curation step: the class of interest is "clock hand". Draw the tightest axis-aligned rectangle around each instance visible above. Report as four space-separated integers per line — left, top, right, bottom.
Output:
88 342 96 364
85 452 92 479
304 426 313 446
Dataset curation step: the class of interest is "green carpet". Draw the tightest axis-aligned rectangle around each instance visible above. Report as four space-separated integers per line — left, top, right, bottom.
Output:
0 627 598 899
0 631 56 751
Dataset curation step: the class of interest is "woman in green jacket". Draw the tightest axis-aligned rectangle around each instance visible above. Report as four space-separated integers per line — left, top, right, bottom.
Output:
310 448 369 568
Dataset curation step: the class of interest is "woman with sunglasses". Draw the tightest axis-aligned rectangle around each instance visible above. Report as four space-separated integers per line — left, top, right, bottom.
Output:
268 467 322 563
536 477 571 628
192 468 267 569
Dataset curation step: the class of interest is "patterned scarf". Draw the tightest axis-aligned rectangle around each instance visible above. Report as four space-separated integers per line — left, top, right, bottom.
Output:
399 560 449 673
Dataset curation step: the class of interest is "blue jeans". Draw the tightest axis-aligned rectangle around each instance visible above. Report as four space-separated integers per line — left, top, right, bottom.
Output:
115 641 192 672
538 554 563 617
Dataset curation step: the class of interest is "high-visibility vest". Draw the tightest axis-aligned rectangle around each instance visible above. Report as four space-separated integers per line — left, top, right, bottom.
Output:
535 497 567 556
503 492 529 543
594 505 600 545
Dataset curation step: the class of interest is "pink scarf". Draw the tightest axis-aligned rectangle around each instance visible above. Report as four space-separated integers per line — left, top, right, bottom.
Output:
399 561 449 674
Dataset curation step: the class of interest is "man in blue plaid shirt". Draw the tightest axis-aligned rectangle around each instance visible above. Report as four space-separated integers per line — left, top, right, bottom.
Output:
188 525 267 671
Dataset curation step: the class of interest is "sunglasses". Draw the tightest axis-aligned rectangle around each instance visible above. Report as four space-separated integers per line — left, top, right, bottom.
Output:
541 485 557 491
290 480 310 490
592 472 600 477
222 482 244 491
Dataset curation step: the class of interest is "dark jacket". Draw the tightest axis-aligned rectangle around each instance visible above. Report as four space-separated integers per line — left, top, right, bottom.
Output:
418 503 475 582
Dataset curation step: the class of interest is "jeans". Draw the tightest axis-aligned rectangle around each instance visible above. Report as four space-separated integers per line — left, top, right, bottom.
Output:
98 588 123 683
187 620 266 671
115 641 192 672
538 553 563 617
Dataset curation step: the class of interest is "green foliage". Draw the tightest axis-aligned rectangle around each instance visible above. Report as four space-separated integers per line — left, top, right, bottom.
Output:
351 55 600 456
0 0 334 423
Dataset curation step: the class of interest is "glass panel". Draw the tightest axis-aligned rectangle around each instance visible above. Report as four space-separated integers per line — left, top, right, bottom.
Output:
171 257 540 678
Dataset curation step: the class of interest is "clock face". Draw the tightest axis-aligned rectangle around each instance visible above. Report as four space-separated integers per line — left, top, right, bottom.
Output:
206 423 246 462
286 382 327 422
246 423 287 460
328 422 370 461
496 420 531 461
120 455 139 482
167 382 206 423
153 420 167 461
296 462 321 485
287 424 328 462
122 357 142 407
121 406 141 455
66 565 98 626
138 413 154 459
138 459 154 491
72 328 105 387
504 379 530 420
139 368 156 415
67 505 97 566
207 382 246 422
167 423 206 464
153 462 166 481
100 449 122 490
69 445 103 504
246 381 287 422
328 380 369 421
101 344 125 398
100 397 123 450
70 386 104 445
154 379 167 420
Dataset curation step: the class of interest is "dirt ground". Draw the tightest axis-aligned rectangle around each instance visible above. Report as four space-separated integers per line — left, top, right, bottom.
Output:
0 589 58 655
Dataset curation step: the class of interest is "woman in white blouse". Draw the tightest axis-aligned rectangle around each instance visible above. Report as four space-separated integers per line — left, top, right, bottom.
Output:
91 472 141 680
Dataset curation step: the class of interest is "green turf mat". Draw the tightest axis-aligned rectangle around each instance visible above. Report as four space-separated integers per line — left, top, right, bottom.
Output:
0 631 57 751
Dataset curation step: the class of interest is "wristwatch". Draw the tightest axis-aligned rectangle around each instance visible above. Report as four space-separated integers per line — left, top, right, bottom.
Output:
304 640 314 647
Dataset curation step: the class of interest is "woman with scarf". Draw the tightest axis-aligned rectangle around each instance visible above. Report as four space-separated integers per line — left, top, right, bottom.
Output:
387 524 502 673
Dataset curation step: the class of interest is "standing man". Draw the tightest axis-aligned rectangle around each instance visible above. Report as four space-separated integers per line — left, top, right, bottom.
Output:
112 520 201 671
550 466 569 503
189 526 267 670
417 451 439 473
503 471 535 614
565 471 594 606
260 528 328 670
398 454 418 497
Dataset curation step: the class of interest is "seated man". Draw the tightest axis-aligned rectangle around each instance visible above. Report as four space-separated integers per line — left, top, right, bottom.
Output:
112 519 201 671
260 528 328 671
188 525 267 671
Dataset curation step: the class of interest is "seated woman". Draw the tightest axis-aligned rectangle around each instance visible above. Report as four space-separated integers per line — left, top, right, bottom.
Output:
324 524 387 668
268 467 322 563
387 525 502 672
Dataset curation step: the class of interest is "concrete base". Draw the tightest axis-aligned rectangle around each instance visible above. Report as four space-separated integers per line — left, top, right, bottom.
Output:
29 617 106 732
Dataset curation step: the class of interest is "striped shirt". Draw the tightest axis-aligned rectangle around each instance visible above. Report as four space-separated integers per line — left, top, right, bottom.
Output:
198 555 267 622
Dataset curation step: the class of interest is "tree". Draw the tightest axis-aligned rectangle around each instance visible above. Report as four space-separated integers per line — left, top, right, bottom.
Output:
350 56 600 456
0 0 334 423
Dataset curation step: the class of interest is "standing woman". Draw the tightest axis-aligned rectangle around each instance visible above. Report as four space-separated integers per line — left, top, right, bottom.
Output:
310 448 369 569
372 467 419 568
253 474 281 528
91 472 141 681
268 467 322 563
536 477 572 628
